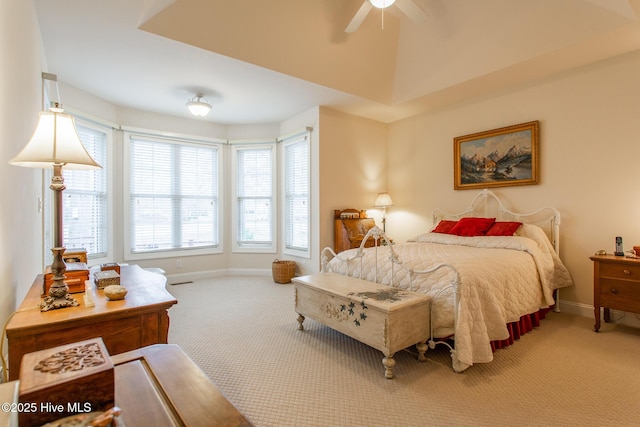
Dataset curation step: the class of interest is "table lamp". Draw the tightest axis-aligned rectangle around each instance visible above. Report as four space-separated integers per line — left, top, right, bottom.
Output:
10 72 102 311
373 192 394 233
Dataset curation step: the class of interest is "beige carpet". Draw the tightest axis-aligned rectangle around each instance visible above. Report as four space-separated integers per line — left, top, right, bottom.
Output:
167 276 640 427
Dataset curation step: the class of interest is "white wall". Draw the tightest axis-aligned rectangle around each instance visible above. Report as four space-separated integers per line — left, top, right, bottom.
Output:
0 0 47 325
387 49 640 316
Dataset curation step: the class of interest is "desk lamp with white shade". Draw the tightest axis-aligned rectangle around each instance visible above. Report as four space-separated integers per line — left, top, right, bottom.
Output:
373 192 394 233
9 72 102 311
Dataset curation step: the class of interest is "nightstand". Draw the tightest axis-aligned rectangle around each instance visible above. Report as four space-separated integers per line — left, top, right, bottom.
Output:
590 254 640 332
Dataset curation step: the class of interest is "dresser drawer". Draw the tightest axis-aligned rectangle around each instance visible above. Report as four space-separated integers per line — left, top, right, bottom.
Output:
598 262 640 281
599 278 640 311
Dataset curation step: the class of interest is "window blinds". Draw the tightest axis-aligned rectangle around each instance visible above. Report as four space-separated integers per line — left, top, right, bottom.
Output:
128 135 219 253
283 134 310 252
63 124 108 258
236 146 273 246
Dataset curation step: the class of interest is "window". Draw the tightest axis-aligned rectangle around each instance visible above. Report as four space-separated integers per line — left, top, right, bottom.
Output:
125 132 221 258
282 132 310 256
232 143 276 252
62 121 110 260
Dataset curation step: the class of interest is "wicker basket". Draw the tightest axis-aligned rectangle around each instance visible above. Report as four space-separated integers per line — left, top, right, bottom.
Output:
272 259 296 284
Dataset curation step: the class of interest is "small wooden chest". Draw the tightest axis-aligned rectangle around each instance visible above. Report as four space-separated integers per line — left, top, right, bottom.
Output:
100 262 121 275
43 262 89 295
18 338 115 426
62 248 88 264
94 270 120 289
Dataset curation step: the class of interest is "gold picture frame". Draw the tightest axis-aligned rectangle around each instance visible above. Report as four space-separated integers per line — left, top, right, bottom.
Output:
454 121 539 190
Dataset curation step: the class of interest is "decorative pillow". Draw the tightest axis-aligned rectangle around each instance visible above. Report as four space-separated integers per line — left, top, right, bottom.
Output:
485 221 523 236
431 220 458 234
448 217 496 237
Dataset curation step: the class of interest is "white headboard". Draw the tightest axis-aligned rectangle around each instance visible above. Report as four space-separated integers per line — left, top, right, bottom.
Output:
432 189 561 254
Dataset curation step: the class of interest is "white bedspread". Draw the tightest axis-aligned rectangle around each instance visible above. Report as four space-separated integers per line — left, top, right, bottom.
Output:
324 225 574 371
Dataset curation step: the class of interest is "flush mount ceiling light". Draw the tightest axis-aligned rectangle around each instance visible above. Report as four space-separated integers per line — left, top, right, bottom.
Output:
186 94 212 117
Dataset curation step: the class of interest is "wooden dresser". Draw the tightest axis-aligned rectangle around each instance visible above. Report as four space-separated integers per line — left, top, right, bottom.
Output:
590 254 640 331
6 265 177 380
334 209 376 253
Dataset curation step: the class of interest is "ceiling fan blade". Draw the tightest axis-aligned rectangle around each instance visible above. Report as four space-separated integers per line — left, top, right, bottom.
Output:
345 1 373 33
395 0 428 24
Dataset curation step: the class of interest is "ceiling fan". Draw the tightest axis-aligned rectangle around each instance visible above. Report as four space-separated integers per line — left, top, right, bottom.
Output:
345 0 428 33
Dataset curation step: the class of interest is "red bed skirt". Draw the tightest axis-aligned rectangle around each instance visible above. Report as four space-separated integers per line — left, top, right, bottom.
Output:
490 306 552 352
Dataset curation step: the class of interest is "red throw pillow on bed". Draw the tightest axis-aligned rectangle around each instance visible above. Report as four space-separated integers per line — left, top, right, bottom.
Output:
485 221 523 236
432 220 458 234
448 217 496 236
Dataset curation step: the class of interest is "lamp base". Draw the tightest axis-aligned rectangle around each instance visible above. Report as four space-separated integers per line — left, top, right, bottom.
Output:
39 247 78 312
40 293 79 312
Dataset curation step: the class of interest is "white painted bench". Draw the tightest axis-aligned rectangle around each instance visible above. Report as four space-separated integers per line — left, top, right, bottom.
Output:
293 272 431 379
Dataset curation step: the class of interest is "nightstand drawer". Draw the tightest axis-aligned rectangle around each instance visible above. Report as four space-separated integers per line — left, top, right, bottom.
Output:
598 262 640 281
599 278 640 310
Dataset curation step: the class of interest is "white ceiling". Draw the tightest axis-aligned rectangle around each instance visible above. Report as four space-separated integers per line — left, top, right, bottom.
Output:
34 0 640 125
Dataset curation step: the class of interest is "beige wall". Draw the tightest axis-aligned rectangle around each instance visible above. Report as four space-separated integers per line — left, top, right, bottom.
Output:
318 107 388 254
387 49 640 317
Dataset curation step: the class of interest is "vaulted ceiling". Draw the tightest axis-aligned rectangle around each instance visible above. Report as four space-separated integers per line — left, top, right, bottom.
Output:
35 0 640 124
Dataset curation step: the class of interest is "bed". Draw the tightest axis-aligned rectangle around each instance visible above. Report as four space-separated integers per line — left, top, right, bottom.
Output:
321 189 574 372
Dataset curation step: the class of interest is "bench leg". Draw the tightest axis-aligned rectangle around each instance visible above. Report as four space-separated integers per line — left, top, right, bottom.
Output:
297 314 305 331
416 341 428 362
382 354 396 379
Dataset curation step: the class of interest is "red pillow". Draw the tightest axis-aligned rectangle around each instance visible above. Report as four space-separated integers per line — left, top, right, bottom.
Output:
432 220 458 234
485 221 523 236
448 217 496 237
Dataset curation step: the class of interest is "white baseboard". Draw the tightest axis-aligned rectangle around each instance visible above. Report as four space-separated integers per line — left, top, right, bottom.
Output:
559 300 640 329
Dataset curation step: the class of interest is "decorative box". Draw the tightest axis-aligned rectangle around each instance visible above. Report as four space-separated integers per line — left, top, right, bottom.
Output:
18 338 115 426
43 262 89 295
62 248 88 264
100 262 121 275
94 270 120 290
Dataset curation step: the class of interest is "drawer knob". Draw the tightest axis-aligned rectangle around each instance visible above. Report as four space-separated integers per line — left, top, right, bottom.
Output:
611 288 619 294
623 269 631 275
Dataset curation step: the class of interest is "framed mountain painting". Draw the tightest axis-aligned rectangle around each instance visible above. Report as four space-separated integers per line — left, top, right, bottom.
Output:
454 121 539 190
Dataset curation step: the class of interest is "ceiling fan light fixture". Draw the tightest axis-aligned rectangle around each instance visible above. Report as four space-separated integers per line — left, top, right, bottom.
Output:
370 0 396 8
186 94 212 117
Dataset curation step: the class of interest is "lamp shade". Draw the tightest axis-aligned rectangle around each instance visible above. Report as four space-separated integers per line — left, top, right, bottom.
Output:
186 95 212 117
374 192 394 208
10 111 101 170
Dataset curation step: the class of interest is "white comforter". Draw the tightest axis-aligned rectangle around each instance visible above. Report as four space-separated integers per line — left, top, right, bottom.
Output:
324 225 574 372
